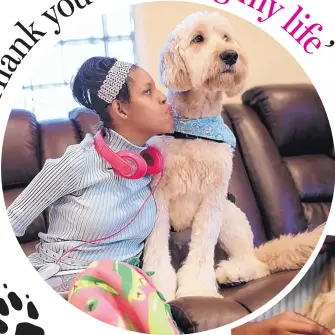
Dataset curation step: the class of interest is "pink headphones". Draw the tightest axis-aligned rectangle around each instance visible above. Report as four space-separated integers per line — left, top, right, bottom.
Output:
94 131 163 179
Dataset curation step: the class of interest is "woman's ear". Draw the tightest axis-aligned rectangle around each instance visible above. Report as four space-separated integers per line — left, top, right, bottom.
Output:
107 100 128 122
113 100 128 118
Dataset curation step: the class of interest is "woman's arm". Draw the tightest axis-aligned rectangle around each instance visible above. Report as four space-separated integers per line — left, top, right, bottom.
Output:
232 312 333 335
7 144 88 237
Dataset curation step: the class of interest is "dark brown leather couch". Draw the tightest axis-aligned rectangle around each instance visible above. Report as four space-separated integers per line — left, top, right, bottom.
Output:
2 84 334 332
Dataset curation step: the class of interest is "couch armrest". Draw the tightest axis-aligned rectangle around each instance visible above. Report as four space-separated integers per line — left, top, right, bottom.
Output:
169 297 249 333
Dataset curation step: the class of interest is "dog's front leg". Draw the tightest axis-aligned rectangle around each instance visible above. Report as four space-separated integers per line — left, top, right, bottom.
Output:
176 195 222 299
216 199 270 284
142 191 177 302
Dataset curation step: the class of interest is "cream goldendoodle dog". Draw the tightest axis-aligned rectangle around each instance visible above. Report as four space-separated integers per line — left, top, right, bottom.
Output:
142 12 324 302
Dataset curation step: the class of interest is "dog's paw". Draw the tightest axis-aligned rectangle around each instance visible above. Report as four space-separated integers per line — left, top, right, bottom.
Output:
251 260 271 279
176 285 222 299
153 277 176 302
155 281 176 303
216 258 270 284
145 265 177 302
0 284 44 335
176 264 221 298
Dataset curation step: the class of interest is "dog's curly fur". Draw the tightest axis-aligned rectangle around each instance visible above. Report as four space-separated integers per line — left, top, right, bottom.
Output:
142 11 324 302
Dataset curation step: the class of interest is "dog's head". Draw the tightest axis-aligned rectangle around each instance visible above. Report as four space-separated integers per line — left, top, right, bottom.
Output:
160 12 248 97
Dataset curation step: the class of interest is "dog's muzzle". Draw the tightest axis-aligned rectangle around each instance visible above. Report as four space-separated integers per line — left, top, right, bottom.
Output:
220 50 238 66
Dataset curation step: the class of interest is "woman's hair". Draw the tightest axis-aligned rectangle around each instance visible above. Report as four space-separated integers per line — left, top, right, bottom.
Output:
71 56 137 129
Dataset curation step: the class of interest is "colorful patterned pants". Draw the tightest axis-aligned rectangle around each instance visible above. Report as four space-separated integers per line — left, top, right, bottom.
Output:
68 259 182 335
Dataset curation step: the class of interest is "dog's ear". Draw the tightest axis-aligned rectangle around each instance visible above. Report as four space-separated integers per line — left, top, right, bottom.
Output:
159 37 192 91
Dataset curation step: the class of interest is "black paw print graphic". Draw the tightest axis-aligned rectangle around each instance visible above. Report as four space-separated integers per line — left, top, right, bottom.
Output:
0 284 44 335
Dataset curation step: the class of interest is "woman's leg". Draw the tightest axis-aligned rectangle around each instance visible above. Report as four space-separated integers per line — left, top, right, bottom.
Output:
28 250 85 296
68 259 182 334
51 274 78 293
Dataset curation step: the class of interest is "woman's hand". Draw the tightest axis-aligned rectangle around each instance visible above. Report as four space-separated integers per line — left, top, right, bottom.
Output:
232 312 334 335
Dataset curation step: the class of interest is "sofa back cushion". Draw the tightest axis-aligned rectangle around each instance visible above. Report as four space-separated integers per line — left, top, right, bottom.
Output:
2 110 46 242
223 113 267 247
243 84 333 157
2 110 80 242
227 85 334 239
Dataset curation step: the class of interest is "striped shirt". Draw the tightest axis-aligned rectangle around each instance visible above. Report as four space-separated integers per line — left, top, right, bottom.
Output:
7 129 157 269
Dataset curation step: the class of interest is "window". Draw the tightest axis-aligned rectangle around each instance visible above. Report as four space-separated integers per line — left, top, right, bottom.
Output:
14 6 136 121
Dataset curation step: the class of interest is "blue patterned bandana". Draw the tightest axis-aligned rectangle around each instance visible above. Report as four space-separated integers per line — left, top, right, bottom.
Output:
170 115 236 148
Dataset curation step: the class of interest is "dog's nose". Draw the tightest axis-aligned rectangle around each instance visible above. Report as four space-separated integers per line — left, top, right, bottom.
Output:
220 50 238 65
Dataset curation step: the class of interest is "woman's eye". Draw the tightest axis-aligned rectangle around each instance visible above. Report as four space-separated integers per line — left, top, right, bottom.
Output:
145 89 151 95
193 35 204 43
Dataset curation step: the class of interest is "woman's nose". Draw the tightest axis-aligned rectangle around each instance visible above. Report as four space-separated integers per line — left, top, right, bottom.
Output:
159 91 166 104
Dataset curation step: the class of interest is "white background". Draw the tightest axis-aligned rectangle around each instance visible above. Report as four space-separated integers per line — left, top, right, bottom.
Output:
0 0 334 334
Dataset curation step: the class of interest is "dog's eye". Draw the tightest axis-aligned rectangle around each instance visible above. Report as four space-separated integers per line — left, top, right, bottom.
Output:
193 35 204 43
223 35 229 42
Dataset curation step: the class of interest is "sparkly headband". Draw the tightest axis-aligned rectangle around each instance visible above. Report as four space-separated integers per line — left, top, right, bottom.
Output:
97 60 133 104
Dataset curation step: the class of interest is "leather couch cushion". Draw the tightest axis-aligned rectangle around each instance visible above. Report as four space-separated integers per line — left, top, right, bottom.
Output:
69 108 100 139
225 104 308 239
169 229 229 272
242 84 333 156
223 270 299 312
2 110 40 188
302 203 332 230
40 119 80 164
284 156 335 202
223 113 267 246
2 111 47 242
170 296 250 332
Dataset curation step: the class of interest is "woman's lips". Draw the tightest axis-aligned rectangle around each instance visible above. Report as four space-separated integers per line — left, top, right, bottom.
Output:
168 106 174 115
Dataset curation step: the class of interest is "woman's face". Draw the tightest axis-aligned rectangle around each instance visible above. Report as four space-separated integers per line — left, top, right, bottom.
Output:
123 67 174 137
